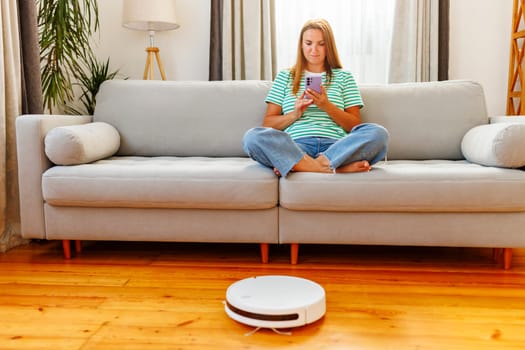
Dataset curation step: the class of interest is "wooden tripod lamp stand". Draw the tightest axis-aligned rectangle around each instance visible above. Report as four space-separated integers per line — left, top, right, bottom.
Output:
122 0 180 80
144 31 168 80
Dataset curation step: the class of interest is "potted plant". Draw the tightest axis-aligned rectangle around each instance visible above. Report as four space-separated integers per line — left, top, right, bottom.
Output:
37 0 99 113
66 56 124 116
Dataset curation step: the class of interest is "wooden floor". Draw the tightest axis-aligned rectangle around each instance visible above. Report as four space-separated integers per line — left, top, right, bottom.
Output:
1 241 525 349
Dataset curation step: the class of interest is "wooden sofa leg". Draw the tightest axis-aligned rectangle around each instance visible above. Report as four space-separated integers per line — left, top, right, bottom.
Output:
62 240 71 259
62 240 82 259
260 243 269 263
291 243 299 265
75 240 82 255
504 248 513 270
493 248 503 263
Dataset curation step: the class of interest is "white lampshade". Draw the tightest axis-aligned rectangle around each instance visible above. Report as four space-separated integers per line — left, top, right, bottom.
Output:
122 0 180 31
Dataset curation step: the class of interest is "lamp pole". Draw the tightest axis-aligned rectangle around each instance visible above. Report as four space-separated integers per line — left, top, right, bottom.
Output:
122 0 179 80
143 31 167 80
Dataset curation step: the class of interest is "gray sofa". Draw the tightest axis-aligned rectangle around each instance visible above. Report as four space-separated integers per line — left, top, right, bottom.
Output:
16 79 525 268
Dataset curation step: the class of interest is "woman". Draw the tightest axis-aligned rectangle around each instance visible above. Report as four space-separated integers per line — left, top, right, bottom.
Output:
243 18 389 177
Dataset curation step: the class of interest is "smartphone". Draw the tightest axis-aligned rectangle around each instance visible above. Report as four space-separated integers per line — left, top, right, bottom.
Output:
304 75 322 98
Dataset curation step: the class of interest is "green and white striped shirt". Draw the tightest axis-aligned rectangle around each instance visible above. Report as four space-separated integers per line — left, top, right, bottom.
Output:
265 68 363 140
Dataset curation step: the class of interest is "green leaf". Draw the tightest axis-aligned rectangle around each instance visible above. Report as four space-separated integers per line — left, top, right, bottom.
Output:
38 0 100 113
67 56 126 115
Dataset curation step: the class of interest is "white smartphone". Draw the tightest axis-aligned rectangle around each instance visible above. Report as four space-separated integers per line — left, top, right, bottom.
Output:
304 75 322 98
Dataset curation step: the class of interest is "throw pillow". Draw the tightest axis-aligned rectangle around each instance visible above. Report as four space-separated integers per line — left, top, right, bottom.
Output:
45 122 120 165
461 122 525 168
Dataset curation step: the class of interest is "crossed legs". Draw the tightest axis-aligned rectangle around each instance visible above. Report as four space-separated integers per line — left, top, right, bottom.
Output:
275 154 370 176
243 123 388 177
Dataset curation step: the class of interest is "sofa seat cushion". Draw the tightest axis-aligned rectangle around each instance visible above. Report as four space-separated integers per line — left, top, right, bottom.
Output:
42 156 277 209
280 160 525 212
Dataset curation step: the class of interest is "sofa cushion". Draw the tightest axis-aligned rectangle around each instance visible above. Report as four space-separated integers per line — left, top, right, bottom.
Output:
279 160 525 212
45 122 120 165
462 122 525 168
360 80 488 160
94 80 272 157
42 156 277 210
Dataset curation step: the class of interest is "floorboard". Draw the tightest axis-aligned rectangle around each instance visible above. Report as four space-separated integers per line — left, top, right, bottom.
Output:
1 240 524 349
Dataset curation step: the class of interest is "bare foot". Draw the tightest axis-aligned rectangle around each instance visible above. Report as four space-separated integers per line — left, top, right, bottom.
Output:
314 155 370 173
290 155 371 174
336 160 371 173
292 154 332 173
273 167 281 177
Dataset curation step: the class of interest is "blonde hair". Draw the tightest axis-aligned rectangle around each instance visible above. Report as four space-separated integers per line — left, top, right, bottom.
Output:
290 19 343 95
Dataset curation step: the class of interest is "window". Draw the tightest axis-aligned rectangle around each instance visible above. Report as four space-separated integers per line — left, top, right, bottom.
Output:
275 0 395 84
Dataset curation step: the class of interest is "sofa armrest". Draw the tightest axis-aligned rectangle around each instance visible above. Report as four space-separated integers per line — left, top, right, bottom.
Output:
15 114 92 239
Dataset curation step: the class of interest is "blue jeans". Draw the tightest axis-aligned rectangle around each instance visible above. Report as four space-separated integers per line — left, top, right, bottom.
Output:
243 123 389 176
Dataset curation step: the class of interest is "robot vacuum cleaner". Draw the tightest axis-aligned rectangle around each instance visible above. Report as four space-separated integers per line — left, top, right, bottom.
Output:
225 275 326 329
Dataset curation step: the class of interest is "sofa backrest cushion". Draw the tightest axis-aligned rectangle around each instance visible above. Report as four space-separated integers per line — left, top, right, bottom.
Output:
95 79 488 160
94 80 272 157
360 80 488 160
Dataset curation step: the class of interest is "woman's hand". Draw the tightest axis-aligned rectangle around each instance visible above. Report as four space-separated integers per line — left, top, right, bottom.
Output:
305 85 329 110
305 85 361 132
262 98 312 130
294 92 314 117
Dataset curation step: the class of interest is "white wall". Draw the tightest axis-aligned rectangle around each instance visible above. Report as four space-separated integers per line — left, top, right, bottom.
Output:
449 0 513 116
94 0 513 116
95 0 210 81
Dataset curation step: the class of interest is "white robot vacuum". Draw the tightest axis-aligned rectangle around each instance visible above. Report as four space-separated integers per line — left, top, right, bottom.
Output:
225 275 326 329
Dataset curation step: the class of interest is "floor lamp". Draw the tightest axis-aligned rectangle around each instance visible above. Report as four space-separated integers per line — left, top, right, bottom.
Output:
122 0 180 80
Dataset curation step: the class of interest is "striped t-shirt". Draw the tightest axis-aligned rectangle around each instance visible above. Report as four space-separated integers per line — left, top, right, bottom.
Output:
265 68 363 140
